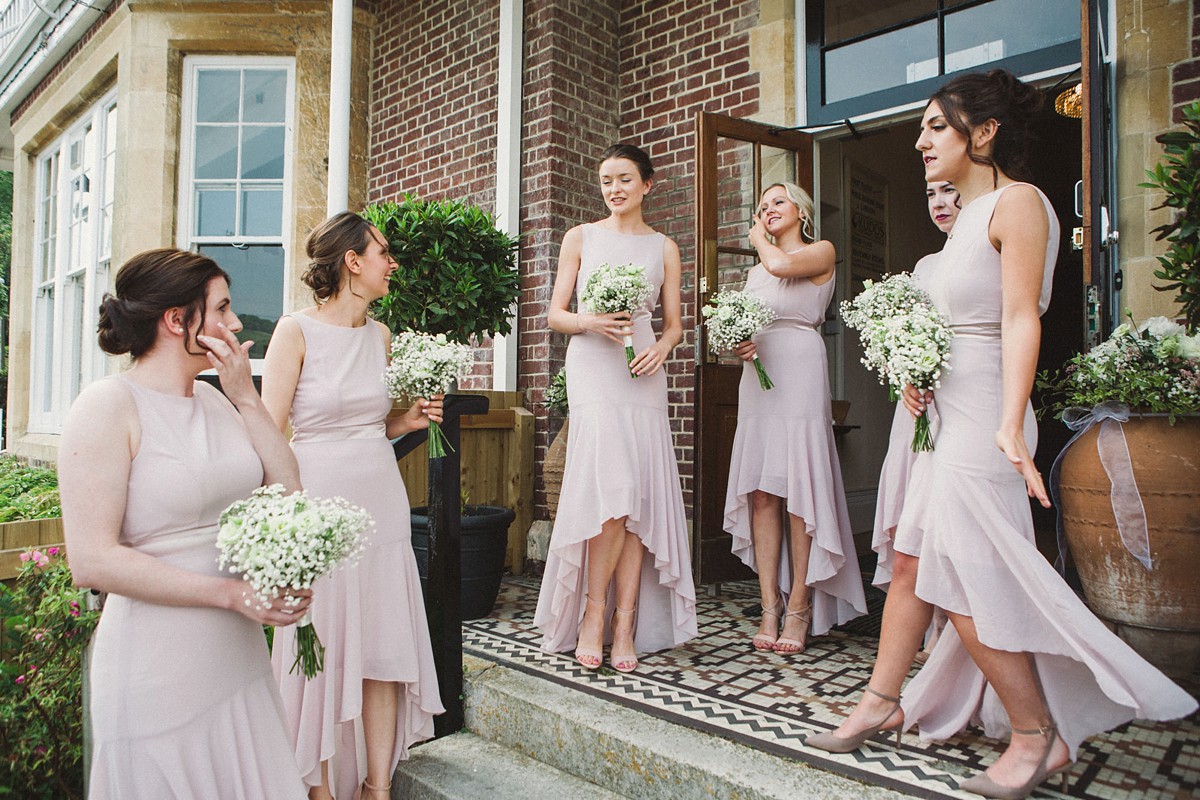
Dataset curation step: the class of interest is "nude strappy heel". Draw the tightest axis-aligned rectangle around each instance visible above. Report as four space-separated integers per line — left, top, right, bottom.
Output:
752 598 784 651
574 594 605 670
805 686 903 753
773 603 812 655
609 605 639 673
959 724 1071 799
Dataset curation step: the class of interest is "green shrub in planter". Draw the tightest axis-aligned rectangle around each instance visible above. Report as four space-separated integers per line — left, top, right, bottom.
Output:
0 457 60 522
363 198 520 343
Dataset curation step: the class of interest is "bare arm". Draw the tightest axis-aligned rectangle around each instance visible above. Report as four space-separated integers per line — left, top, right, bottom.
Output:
547 225 633 343
991 184 1051 508
200 323 301 492
749 218 836 281
58 379 309 625
630 236 684 377
260 315 305 434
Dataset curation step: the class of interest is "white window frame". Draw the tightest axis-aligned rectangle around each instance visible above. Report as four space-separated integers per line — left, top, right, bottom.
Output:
29 90 118 434
177 55 295 369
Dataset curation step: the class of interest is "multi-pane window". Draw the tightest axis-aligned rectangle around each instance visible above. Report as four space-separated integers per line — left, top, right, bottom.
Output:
30 93 117 432
179 57 293 360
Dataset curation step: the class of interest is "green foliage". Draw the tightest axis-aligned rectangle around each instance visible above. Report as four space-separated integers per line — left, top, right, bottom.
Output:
1140 101 1200 332
0 458 60 523
545 367 568 415
363 198 520 343
0 549 99 799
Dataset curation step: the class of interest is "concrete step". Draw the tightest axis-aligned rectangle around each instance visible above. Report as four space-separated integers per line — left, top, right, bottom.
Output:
393 730 628 799
461 657 911 800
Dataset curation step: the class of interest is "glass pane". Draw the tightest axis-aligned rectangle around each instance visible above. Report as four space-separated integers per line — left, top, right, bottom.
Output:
760 147 796 195
38 288 55 414
824 0 935 44
66 274 86 402
240 126 285 179
825 19 938 104
198 244 284 359
241 188 283 236
69 174 93 271
715 137 755 253
195 125 239 179
196 70 241 123
92 260 111 379
196 187 237 236
242 70 287 123
945 0 1079 72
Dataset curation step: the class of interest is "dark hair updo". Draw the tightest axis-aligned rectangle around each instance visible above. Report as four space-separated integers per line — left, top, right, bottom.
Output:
928 68 1044 183
600 143 655 181
302 211 377 302
97 248 230 358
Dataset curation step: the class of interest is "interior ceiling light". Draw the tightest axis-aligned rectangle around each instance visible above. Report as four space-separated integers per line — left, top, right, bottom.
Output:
1055 83 1083 119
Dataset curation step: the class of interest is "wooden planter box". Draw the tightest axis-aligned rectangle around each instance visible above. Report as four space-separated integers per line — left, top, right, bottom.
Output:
0 517 65 581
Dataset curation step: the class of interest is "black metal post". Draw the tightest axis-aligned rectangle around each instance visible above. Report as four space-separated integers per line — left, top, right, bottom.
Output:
392 393 489 737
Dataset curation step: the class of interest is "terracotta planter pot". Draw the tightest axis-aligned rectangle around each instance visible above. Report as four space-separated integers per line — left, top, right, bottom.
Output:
544 419 568 520
1059 415 1200 679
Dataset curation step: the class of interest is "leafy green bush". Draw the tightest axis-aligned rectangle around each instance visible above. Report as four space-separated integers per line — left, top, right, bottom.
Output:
0 548 99 799
545 367 568 415
362 198 520 343
0 457 59 522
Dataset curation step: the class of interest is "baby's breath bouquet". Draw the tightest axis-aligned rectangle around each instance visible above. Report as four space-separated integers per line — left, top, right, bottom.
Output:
1038 315 1200 421
217 484 371 678
384 330 474 457
841 273 953 451
702 290 778 390
580 263 653 376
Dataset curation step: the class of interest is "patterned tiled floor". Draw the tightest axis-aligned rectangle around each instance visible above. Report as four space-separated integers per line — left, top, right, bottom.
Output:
462 577 1200 799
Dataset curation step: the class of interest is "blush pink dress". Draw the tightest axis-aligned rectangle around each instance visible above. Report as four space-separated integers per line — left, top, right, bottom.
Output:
723 263 867 634
894 184 1197 756
270 312 443 799
534 224 698 655
87 377 306 799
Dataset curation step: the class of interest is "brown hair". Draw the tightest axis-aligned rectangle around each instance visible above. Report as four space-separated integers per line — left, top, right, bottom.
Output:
97 248 230 358
600 143 655 180
302 211 377 301
928 68 1044 184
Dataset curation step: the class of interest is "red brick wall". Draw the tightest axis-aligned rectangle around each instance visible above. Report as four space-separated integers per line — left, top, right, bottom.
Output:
1174 0 1200 120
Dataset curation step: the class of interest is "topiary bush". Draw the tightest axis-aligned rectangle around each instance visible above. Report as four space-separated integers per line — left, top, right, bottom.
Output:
362 198 520 343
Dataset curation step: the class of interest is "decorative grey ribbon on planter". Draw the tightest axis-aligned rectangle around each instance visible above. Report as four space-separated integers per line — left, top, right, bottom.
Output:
1049 401 1153 573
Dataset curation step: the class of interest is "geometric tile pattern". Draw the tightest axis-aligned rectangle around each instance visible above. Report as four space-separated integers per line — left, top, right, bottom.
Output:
462 577 1200 799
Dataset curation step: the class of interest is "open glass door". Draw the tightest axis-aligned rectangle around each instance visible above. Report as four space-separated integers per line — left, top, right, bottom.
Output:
693 112 813 586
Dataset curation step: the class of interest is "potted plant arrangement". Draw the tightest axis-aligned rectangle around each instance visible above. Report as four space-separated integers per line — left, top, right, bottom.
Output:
1039 101 1200 679
543 366 568 520
362 197 521 620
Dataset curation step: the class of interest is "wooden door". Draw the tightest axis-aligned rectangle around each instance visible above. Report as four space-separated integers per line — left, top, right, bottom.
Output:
693 112 814 585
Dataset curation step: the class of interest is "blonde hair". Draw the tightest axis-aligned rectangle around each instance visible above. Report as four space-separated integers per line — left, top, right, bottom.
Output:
763 182 815 243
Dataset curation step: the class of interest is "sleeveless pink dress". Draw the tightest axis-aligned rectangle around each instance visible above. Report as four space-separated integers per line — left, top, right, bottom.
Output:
87 377 306 799
723 263 867 634
270 313 443 799
534 224 698 655
894 185 1197 756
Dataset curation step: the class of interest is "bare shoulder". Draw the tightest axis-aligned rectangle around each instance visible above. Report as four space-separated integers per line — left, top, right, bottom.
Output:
371 318 392 350
661 234 681 260
61 377 137 450
994 184 1047 220
808 239 836 263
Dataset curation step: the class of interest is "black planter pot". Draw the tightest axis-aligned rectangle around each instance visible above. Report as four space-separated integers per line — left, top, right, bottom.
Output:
410 504 515 620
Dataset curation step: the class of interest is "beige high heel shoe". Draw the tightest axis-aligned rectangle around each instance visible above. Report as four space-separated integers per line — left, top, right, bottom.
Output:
805 686 903 753
959 724 1071 799
773 603 812 655
752 598 784 651
574 594 606 670
609 606 639 673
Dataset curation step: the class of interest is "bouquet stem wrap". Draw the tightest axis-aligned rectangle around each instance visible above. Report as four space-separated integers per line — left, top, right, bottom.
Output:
623 335 636 374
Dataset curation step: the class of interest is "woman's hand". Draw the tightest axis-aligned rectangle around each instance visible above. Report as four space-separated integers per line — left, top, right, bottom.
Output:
230 584 314 627
732 340 757 362
630 340 670 377
902 384 935 419
580 311 634 344
197 323 256 408
749 214 768 250
995 427 1051 508
403 394 445 431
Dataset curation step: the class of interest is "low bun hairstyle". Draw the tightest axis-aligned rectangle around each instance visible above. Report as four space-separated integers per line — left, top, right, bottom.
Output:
302 211 376 302
600 143 655 181
97 248 230 358
928 68 1044 184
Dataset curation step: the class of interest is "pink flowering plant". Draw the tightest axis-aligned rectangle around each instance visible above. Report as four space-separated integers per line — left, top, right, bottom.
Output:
0 547 99 799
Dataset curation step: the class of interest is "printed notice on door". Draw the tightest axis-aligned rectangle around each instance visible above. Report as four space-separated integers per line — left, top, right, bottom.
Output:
846 162 888 280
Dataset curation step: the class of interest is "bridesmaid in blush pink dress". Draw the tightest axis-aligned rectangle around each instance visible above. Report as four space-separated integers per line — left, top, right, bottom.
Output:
59 249 310 799
262 213 445 800
724 182 866 654
534 143 697 673
810 70 1195 800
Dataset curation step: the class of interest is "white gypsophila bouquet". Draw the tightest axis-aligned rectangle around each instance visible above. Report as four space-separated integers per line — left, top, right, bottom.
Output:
579 263 653 376
384 330 474 458
841 273 953 451
217 484 371 678
702 290 778 390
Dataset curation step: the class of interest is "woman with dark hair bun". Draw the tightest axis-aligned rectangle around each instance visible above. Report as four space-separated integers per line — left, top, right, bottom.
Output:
534 142 697 673
808 69 1195 799
59 248 310 798
262 211 444 800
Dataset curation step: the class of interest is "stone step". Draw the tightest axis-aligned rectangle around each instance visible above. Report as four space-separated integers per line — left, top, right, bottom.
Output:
393 730 628 799
461 657 911 800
